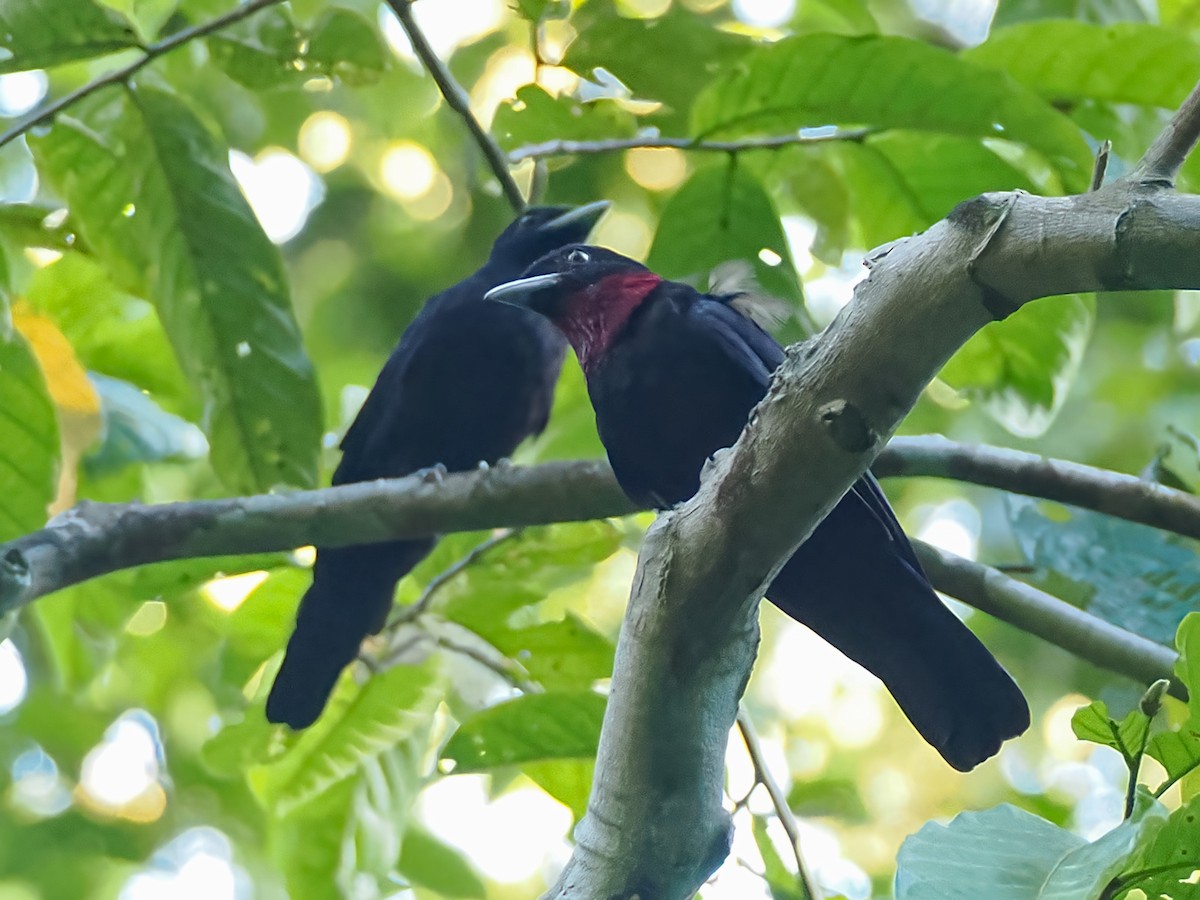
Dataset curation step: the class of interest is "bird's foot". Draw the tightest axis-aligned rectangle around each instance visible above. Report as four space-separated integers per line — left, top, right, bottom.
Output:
416 463 448 485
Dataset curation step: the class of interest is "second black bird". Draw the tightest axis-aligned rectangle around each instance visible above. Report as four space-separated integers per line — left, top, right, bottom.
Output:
266 202 609 730
488 244 1029 771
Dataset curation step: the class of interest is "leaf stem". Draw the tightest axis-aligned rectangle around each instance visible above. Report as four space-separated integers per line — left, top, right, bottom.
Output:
506 129 873 164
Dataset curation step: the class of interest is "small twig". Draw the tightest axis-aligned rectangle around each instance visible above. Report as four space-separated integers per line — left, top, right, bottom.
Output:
1124 724 1149 818
0 0 287 150
383 0 525 211
506 129 873 164
434 633 540 694
391 528 522 626
736 708 823 900
1133 79 1200 183
1091 139 1111 191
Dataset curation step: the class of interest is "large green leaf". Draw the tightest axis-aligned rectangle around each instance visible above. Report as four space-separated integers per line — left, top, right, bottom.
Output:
398 827 486 898
648 163 803 306
1116 793 1200 896
305 8 388 86
206 5 306 90
966 22 1200 109
564 1 754 128
0 305 59 542
691 34 1091 190
251 658 442 816
492 85 637 154
1009 497 1200 645
0 0 139 74
1145 615 1200 794
896 794 1167 899
30 86 322 493
940 294 1094 438
487 614 614 691
441 691 607 772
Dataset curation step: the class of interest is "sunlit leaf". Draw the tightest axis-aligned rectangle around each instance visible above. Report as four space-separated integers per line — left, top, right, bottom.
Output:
207 5 306 90
752 815 804 900
941 295 1094 438
306 9 388 85
523 758 594 821
966 22 1200 109
492 85 637 153
486 614 614 691
30 86 323 492
1071 700 1150 763
441 691 606 772
648 163 803 307
0 0 139 74
398 826 486 898
691 34 1091 189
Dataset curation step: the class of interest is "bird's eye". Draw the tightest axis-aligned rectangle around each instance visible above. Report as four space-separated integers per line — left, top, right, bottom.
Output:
567 249 590 264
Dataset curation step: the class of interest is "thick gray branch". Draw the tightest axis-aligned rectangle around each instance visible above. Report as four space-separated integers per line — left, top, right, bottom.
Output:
546 170 1200 895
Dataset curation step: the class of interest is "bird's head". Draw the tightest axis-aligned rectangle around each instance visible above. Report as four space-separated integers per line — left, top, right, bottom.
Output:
488 201 612 272
485 244 662 372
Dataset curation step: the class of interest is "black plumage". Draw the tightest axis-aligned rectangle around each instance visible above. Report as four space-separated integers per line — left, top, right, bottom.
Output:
488 244 1029 771
266 203 609 729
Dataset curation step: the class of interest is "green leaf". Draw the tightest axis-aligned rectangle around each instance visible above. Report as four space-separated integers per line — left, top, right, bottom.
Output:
1009 497 1200 645
1177 612 1200 720
0 203 79 254
251 658 442 816
648 163 803 306
1116 793 1200 897
487 614 614 691
206 5 305 90
940 294 1094 438
752 815 804 900
896 797 1167 899
992 0 1154 27
0 0 139 74
786 777 869 823
512 0 569 22
522 758 594 821
398 827 486 898
691 34 1091 190
84 372 205 474
305 8 388 86
564 0 754 128
30 86 322 493
0 316 59 542
441 691 606 772
966 23 1200 109
1146 616 1200 793
492 85 637 153
1071 700 1150 764
829 142 927 247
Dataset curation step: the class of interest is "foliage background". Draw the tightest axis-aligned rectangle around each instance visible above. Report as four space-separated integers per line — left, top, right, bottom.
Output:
1 0 1199 896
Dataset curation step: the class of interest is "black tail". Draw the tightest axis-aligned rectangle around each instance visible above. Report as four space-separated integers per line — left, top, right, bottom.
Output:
266 538 435 729
768 497 1029 772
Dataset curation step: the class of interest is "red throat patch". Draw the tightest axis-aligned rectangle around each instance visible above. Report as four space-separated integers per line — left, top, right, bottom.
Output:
562 271 662 373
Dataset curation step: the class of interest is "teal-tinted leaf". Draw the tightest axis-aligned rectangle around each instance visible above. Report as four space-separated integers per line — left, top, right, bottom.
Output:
0 0 139 74
306 8 387 86
897 805 1085 898
207 5 305 90
1009 497 1200 645
752 815 804 900
1071 700 1149 763
441 691 606 772
84 372 206 474
648 163 803 306
487 613 615 690
251 658 441 816
1039 789 1167 897
1116 793 1200 897
30 86 322 492
966 23 1200 109
523 758 593 821
691 34 1091 190
398 826 486 898
941 294 1094 438
564 0 753 128
0 318 58 541
493 85 637 153
992 0 1154 27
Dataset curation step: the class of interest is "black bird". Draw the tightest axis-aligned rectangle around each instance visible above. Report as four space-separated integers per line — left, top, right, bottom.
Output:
266 203 610 729
487 245 1029 770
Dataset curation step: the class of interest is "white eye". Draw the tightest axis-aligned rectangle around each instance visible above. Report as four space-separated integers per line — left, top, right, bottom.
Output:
567 248 590 264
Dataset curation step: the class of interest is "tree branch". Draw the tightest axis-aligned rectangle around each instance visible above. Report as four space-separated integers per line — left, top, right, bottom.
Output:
1134 80 1200 183
874 435 1200 540
0 0 287 150
381 0 526 212
506 129 872 164
545 83 1200 897
913 542 1181 697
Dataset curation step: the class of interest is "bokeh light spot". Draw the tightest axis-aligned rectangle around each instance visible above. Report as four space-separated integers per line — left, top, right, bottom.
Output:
298 111 352 173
